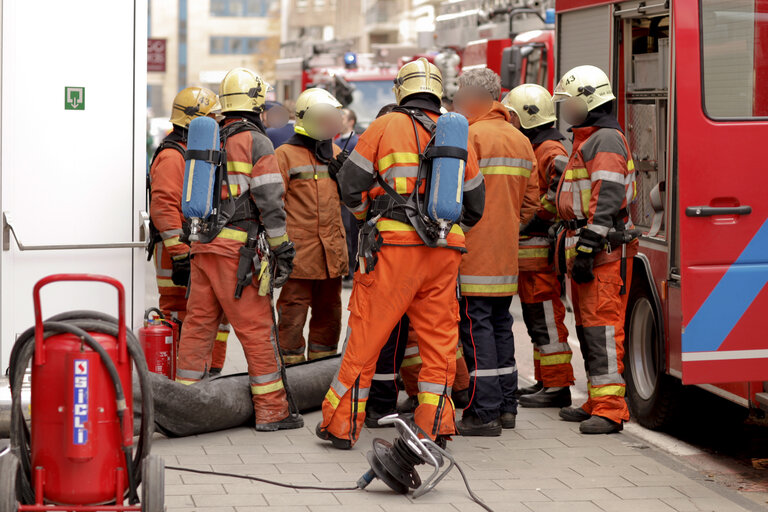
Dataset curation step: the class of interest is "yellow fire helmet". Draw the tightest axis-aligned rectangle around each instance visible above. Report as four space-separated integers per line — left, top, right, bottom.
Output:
393 57 443 105
552 65 615 112
502 84 557 130
169 87 220 128
219 67 271 114
294 88 343 141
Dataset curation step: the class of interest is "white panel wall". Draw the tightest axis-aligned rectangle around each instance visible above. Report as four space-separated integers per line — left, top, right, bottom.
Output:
0 0 147 369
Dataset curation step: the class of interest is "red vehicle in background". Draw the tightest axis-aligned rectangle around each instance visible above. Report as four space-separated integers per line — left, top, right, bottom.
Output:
554 0 768 428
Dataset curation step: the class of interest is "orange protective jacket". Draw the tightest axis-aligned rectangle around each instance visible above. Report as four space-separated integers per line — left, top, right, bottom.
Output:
191 118 288 258
556 123 638 269
518 137 569 273
337 106 485 251
150 135 189 297
459 102 539 296
276 141 348 280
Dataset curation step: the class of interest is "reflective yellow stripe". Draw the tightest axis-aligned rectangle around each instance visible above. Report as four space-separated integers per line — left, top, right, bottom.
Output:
417 392 454 409
309 350 337 359
229 184 239 196
175 378 198 385
215 332 228 342
268 233 290 247
533 351 541 361
627 159 635 171
325 388 340 409
581 188 591 213
565 168 589 180
456 346 463 359
283 354 306 364
163 236 182 248
588 384 626 398
401 356 423 367
481 166 532 177
250 379 285 395
378 152 419 171
295 171 330 180
460 283 518 294
541 197 557 214
377 220 463 235
228 161 253 174
539 353 572 366
157 278 185 288
218 227 248 242
394 177 408 194
519 248 549 259
353 210 367 220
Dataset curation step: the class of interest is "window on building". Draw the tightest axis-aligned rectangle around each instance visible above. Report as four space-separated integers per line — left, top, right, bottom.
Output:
211 0 273 17
210 36 265 55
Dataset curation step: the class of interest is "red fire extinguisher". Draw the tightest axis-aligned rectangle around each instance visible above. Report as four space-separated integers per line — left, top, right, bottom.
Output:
139 307 176 380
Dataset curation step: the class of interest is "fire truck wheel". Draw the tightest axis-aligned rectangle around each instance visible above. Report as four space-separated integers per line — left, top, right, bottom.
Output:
141 455 165 512
624 282 680 430
0 451 19 512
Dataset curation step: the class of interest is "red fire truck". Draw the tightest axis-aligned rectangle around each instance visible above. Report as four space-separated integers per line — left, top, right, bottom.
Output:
554 0 768 428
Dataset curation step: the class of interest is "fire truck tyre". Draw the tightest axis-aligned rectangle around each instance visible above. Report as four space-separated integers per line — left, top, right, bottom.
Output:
623 282 680 430
0 451 19 512
141 455 165 512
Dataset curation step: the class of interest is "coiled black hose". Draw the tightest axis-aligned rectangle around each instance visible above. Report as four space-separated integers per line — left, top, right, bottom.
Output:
7 311 154 506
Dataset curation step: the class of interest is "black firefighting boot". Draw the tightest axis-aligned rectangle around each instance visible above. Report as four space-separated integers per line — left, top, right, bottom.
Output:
500 412 516 429
365 404 397 428
457 414 502 437
559 406 591 422
519 387 572 408
397 395 419 414
315 422 352 450
579 415 623 434
255 413 304 432
452 388 470 409
515 380 543 397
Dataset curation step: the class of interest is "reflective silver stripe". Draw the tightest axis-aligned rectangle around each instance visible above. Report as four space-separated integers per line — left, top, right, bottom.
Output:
289 164 328 176
519 236 549 247
251 173 284 188
160 228 183 240
218 323 230 331
250 371 282 384
176 368 205 380
265 227 287 239
553 155 569 172
350 199 369 214
459 275 518 285
349 150 374 174
470 365 517 378
478 157 533 169
463 172 484 192
585 224 610 237
228 173 251 190
357 387 370 400
497 365 517 376
404 346 419 357
418 382 447 395
605 325 618 378
384 166 419 181
330 376 348 397
372 373 397 381
590 373 625 386
542 300 560 349
155 267 172 278
591 170 632 185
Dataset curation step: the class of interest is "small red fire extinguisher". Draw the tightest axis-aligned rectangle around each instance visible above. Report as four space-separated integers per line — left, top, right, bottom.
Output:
139 308 175 380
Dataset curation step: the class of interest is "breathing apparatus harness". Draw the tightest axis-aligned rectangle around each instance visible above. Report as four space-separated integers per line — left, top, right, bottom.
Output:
146 137 188 261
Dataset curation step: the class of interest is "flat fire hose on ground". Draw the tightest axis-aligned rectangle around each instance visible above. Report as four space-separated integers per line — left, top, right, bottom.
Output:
133 355 341 437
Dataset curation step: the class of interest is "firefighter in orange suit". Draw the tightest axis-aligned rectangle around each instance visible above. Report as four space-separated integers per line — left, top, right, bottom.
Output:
276 88 348 364
553 65 638 434
148 86 230 374
176 68 303 431
502 84 575 408
317 58 485 449
452 68 539 437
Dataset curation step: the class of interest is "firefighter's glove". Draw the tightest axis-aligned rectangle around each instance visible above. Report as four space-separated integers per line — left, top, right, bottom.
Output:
520 215 553 236
272 241 296 289
571 229 604 284
328 151 349 183
171 254 191 286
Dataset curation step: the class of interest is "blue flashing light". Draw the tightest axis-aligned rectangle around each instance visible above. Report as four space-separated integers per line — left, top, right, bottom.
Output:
344 52 357 68
544 8 555 25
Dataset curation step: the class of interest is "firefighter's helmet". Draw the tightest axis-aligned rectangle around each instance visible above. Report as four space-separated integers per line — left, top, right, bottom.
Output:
294 88 343 140
219 67 270 113
553 65 615 112
502 84 557 129
393 58 443 105
169 87 220 128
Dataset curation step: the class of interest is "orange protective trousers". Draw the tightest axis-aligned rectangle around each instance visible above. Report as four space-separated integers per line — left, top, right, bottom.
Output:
518 270 574 387
176 253 290 424
154 243 228 370
321 245 460 445
571 259 633 424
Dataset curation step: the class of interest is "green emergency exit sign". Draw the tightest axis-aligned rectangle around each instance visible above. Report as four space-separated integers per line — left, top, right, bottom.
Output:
65 86 85 110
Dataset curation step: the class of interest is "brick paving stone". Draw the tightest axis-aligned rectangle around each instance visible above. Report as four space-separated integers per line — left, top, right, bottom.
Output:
494 478 570 490
662 497 705 511
525 501 604 512
542 488 617 501
235 507 310 512
689 496 752 512
193 493 268 507
164 483 224 495
610 485 687 500
557 475 635 489
263 492 341 506
593 498 678 512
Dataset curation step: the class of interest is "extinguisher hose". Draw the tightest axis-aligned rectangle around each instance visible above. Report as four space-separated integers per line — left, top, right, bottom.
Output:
7 311 154 506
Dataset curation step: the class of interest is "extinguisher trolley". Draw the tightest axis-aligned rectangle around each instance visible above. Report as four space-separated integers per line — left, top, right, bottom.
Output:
0 274 164 511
